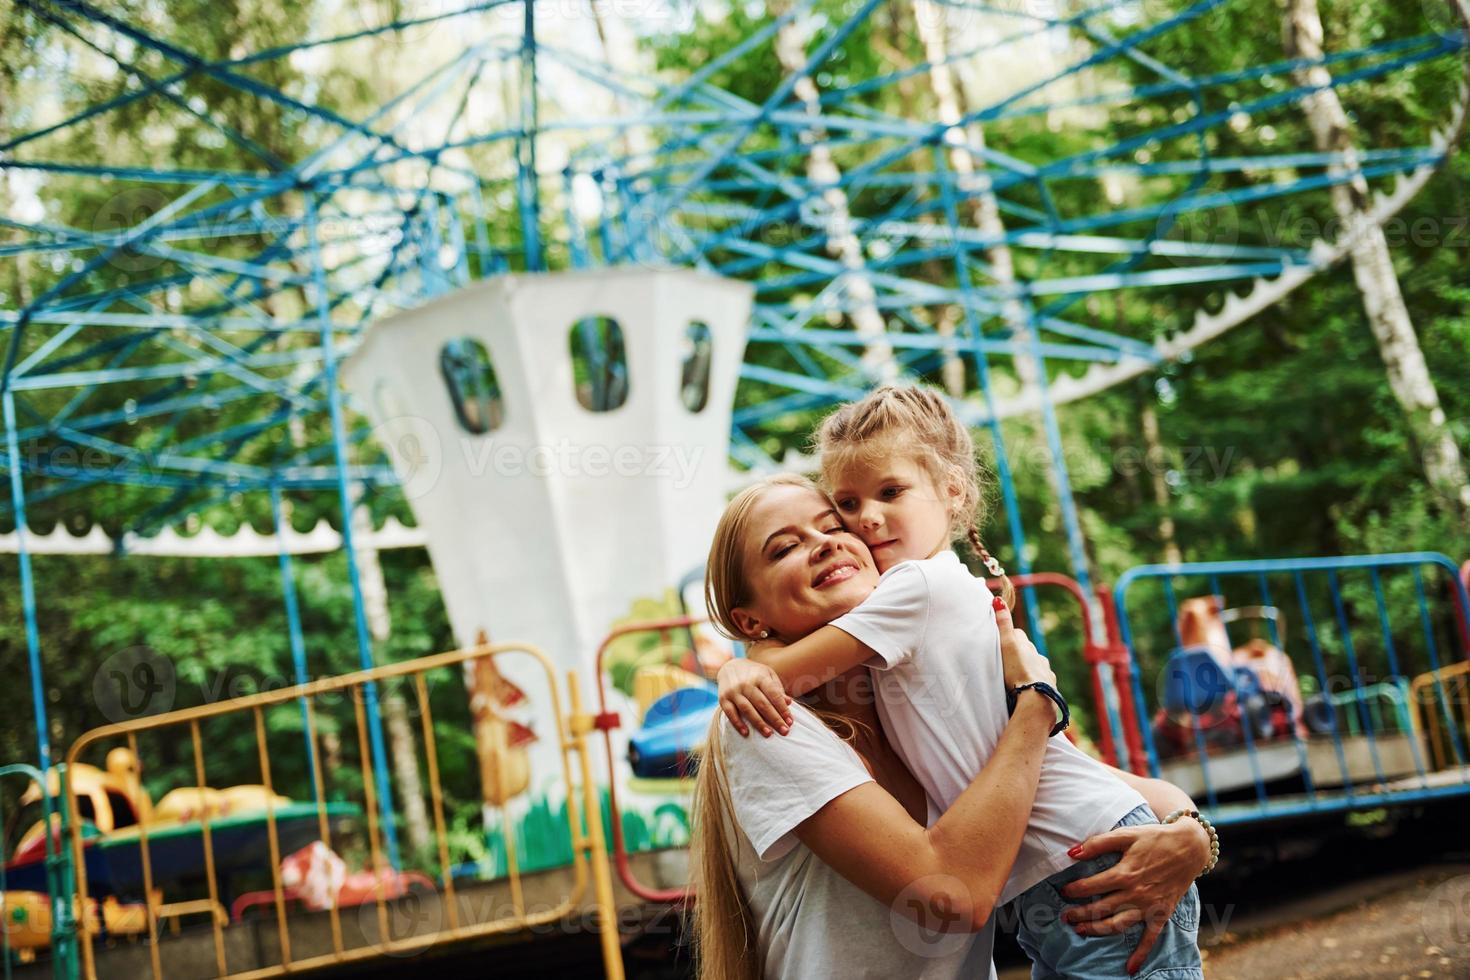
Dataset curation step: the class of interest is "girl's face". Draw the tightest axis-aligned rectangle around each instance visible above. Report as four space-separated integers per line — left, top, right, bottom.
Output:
731 484 880 642
828 454 958 573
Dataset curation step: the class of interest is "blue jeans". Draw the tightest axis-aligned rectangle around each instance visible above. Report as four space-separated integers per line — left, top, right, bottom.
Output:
1011 804 1203 979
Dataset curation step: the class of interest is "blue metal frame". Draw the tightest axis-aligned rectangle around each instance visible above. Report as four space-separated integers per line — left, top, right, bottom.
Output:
1114 553 1470 825
0 762 77 979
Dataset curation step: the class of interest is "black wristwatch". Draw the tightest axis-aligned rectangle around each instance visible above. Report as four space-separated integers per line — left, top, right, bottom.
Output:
1006 681 1070 737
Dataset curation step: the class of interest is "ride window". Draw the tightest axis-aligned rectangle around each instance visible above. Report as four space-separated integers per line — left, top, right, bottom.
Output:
106 790 139 829
569 315 629 412
439 337 503 434
680 321 712 413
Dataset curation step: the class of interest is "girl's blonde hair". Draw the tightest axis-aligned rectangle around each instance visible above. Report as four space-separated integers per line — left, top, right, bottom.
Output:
814 384 1015 607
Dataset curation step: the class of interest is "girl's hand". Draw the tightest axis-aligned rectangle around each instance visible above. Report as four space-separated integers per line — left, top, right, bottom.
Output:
1059 819 1211 974
994 597 1054 690
716 657 794 738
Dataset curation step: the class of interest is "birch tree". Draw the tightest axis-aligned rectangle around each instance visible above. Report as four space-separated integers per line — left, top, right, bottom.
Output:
350 501 433 858
771 0 897 383
1284 0 1470 518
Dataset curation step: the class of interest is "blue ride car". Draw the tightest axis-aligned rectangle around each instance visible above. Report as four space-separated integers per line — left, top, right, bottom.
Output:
627 684 719 780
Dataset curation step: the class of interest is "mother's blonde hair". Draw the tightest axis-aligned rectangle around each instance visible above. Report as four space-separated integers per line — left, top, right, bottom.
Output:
693 473 861 979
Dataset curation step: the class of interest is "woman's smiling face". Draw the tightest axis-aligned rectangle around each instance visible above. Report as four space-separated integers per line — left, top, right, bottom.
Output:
731 484 880 642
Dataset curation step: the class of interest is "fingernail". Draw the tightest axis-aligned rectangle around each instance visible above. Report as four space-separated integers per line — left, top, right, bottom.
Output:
1067 844 1083 857
778 726 789 736
762 728 772 737
992 596 1005 611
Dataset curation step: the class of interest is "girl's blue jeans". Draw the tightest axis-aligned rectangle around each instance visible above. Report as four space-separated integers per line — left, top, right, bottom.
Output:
1011 803 1205 979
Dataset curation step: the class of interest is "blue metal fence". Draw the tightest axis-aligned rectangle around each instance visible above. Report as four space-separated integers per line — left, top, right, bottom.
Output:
1113 553 1470 825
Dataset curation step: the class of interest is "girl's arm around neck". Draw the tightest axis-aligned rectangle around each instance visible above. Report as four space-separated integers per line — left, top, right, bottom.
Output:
747 625 875 698
791 691 1056 932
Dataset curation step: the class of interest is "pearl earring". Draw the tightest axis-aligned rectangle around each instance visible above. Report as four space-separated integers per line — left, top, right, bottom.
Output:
756 630 769 640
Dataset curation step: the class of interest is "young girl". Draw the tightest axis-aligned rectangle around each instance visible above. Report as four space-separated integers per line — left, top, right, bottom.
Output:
715 385 1210 979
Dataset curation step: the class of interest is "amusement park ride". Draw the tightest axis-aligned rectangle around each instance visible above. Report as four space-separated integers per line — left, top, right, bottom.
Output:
4 0 1470 977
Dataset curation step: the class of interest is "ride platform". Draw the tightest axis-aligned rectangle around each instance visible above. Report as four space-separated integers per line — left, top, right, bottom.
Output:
6 848 685 979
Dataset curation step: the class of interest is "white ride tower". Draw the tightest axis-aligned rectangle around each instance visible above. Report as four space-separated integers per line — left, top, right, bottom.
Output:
343 267 753 854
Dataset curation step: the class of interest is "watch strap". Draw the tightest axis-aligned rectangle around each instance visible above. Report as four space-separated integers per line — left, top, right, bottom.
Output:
1007 681 1070 737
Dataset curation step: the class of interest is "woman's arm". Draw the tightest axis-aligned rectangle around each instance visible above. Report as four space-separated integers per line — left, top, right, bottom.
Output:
791 600 1057 931
1061 769 1213 973
795 690 1056 931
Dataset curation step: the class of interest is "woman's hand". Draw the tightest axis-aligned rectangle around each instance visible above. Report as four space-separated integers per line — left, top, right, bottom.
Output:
1060 818 1211 974
994 597 1054 690
716 656 794 738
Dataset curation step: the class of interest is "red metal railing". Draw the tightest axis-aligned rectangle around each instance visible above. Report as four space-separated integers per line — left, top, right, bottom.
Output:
1460 560 1470 655
593 615 704 904
994 574 1148 775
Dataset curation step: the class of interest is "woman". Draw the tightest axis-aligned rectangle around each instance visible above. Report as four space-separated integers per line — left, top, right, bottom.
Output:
691 476 1212 979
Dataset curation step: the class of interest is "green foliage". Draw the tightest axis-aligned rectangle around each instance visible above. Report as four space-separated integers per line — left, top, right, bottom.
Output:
601 590 695 697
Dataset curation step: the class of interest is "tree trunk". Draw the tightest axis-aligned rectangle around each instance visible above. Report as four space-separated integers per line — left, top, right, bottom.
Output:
916 1 1084 584
1139 395 1183 564
1284 0 1470 518
588 5 655 162
350 501 433 858
912 0 1038 389
771 0 897 383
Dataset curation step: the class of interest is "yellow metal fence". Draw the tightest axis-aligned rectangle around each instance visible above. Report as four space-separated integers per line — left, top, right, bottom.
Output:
62 642 624 979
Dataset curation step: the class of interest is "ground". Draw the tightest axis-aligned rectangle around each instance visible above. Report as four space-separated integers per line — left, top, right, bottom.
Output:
997 801 1470 980
998 867 1470 980
1197 864 1470 980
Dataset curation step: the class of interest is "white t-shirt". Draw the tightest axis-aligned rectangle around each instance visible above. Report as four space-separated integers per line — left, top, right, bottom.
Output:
719 704 998 980
831 549 1146 905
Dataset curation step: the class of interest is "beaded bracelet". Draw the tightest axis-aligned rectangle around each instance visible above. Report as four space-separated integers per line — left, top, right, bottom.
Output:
1161 808 1219 877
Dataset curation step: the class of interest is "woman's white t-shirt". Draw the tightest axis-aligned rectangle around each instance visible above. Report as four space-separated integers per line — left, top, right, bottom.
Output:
830 549 1146 905
719 704 998 979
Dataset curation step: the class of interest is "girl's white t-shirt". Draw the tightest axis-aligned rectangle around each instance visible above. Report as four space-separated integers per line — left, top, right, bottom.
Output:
830 549 1146 905
719 704 998 980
